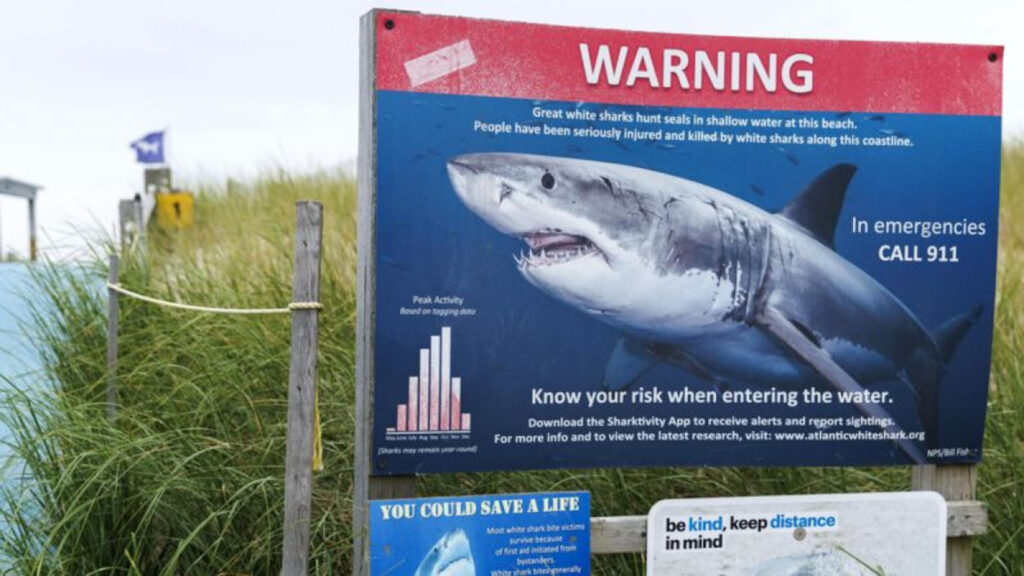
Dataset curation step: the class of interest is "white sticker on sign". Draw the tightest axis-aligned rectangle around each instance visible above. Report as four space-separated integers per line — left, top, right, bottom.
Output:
404 39 477 87
647 492 946 576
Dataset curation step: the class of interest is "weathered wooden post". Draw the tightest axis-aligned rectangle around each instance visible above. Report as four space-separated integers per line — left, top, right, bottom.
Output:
106 255 119 420
353 11 419 576
134 193 146 254
118 199 137 251
281 201 324 576
912 465 984 576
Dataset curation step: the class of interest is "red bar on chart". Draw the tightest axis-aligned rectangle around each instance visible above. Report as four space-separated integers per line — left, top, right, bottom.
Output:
440 327 451 430
451 377 461 431
419 349 429 430
461 414 471 431
396 405 407 432
408 377 419 431
429 335 441 430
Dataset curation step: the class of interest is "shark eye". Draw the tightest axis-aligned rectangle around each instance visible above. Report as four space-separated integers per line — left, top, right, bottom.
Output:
541 172 556 190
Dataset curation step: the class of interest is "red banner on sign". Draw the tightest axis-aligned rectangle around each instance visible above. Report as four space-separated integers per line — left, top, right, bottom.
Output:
374 12 1002 116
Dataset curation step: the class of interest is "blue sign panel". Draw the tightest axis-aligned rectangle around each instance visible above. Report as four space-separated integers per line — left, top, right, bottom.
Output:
370 492 591 576
367 14 1002 474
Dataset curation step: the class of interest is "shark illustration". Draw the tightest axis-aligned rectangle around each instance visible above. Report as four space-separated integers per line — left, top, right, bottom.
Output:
748 550 873 576
414 528 475 576
447 153 982 463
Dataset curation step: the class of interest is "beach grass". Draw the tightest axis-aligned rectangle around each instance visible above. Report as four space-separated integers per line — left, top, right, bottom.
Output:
0 150 1021 574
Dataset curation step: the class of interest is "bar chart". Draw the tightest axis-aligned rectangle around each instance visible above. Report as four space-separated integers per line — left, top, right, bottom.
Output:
386 327 471 434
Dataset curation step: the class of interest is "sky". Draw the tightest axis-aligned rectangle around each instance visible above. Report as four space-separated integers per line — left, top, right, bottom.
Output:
0 0 1020 259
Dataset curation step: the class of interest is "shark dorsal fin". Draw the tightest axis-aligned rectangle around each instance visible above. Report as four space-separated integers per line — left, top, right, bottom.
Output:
778 164 857 248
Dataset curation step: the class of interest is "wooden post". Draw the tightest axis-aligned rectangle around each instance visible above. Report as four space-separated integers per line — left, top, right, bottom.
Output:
134 194 146 254
912 465 981 576
353 11 419 576
106 255 119 420
28 197 37 261
280 201 323 576
119 200 137 251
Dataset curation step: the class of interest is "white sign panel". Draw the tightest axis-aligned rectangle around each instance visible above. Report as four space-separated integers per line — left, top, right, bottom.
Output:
647 492 945 576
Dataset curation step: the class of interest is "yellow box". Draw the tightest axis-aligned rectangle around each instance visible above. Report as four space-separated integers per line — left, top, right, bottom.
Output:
155 192 195 229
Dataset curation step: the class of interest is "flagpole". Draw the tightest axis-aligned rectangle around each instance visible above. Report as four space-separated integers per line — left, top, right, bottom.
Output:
162 126 170 170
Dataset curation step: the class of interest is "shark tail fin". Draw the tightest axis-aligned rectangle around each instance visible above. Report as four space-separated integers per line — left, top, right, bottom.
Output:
932 304 984 365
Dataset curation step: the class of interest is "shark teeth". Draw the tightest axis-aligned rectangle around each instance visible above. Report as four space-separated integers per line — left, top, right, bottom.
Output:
516 241 600 269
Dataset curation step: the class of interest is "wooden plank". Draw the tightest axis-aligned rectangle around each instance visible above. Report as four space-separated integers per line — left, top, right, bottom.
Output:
912 465 980 576
353 10 419 576
589 501 986 555
369 476 418 500
280 201 324 576
946 499 988 538
591 515 647 554
106 255 119 420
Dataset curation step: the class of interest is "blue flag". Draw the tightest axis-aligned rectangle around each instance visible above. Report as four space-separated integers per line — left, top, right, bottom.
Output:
130 131 165 164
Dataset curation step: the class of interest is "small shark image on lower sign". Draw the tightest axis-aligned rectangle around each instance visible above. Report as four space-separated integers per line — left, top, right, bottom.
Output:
414 529 475 576
447 153 983 464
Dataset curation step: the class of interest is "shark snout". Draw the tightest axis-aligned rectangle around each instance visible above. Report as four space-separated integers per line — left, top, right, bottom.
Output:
447 154 522 235
447 156 481 174
446 156 487 206
446 155 481 178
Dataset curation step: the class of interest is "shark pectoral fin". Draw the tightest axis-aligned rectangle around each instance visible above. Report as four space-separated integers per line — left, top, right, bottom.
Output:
778 164 857 248
757 307 927 464
604 338 660 391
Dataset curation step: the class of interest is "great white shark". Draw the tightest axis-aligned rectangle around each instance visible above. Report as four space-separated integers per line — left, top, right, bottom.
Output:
748 550 872 576
414 528 475 576
446 153 982 464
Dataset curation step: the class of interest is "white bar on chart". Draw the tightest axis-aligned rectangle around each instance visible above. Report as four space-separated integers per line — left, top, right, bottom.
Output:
440 327 451 430
461 413 471 431
430 335 441 431
419 349 429 430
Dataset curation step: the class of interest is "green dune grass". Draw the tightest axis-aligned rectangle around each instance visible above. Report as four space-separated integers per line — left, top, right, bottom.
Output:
0 151 1021 574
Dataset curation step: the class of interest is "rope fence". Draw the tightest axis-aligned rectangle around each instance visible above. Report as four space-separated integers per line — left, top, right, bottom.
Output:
106 278 325 472
107 282 323 314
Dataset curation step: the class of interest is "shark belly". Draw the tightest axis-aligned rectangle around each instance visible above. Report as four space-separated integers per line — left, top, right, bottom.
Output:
670 322 896 389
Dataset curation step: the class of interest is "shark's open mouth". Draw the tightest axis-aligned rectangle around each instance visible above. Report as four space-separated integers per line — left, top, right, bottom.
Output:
436 556 474 576
515 230 601 268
